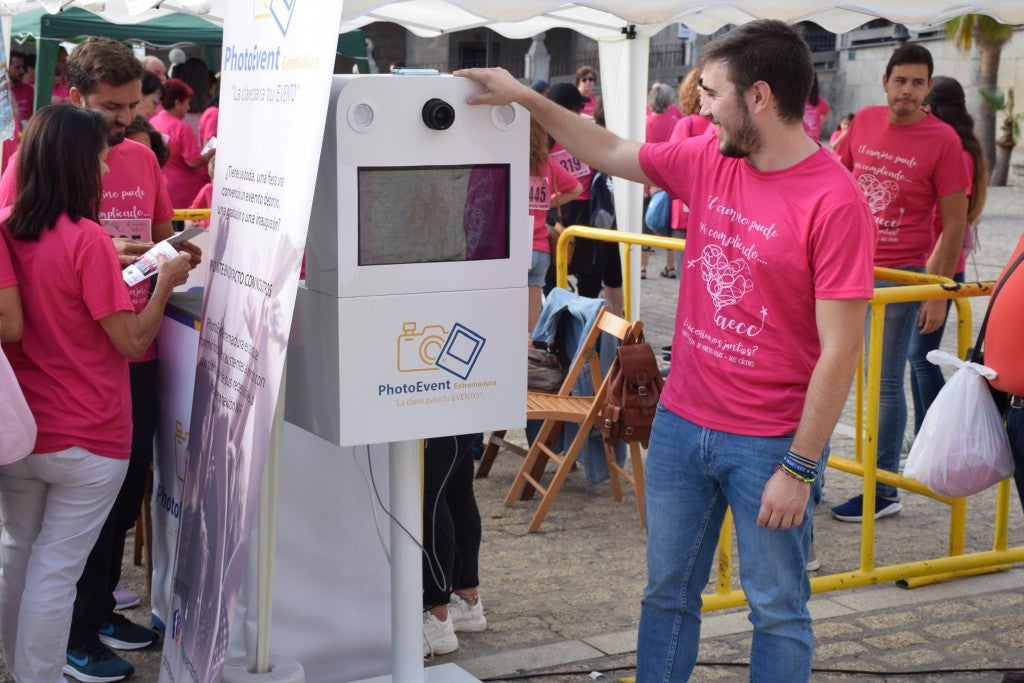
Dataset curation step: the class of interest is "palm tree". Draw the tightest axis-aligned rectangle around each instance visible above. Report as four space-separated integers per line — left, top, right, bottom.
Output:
980 87 1024 186
945 15 1015 173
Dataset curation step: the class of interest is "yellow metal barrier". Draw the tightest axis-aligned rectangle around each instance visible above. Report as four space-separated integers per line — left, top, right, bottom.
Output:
553 225 1021 610
554 225 683 320
172 208 212 223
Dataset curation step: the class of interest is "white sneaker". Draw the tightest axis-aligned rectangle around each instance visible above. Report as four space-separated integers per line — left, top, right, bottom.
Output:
422 611 458 657
449 593 487 633
806 542 821 572
113 585 140 610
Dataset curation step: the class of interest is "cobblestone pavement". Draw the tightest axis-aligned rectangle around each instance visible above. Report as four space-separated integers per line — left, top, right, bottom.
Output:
2 186 1023 682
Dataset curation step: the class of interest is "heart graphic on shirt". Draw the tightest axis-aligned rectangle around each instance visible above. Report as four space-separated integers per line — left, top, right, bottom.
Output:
695 245 754 310
858 173 899 214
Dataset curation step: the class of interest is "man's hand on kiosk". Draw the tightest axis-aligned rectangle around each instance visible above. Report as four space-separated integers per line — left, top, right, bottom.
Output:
455 67 532 107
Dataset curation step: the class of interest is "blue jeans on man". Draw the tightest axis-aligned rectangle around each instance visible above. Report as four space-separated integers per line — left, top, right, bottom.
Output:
636 405 826 682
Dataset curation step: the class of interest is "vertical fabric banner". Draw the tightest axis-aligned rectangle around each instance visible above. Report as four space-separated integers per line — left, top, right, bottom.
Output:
159 2 343 681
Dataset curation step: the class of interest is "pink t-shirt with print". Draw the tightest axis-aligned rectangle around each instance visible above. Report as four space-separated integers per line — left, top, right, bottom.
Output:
0 211 134 459
530 160 579 252
640 134 876 436
0 138 174 362
837 106 969 268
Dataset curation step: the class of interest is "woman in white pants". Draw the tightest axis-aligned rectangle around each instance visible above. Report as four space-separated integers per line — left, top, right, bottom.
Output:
0 104 191 682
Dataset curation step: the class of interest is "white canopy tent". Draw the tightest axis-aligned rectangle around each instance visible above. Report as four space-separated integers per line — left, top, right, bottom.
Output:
2 0 1021 315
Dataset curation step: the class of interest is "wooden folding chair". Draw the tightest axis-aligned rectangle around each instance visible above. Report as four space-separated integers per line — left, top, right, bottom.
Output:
505 308 647 532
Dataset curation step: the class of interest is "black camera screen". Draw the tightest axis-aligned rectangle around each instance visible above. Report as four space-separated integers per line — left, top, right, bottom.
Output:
357 164 510 266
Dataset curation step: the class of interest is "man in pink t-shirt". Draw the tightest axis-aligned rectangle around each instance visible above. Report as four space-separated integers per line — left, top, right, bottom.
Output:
833 44 969 523
459 19 874 682
0 37 199 681
8 51 34 127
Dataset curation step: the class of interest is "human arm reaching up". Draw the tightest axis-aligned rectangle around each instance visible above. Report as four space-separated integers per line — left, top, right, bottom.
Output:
457 67 651 186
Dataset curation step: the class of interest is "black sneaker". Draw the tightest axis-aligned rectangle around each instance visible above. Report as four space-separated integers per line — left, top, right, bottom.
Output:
64 639 134 682
98 612 158 650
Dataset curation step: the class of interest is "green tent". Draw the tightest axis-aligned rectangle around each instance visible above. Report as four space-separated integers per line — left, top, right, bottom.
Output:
10 7 368 113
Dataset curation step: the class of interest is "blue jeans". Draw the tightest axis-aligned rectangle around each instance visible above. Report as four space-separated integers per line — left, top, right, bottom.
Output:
637 406 824 683
909 272 965 433
870 272 922 499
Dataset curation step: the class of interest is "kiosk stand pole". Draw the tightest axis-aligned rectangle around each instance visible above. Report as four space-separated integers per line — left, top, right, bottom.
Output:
389 439 425 683
358 440 478 683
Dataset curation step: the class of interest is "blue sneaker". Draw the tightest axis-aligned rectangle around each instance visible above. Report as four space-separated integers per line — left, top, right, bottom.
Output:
831 494 902 522
98 612 157 650
64 639 134 682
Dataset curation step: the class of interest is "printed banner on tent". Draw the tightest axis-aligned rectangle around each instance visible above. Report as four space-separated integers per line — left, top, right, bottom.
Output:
158 2 342 681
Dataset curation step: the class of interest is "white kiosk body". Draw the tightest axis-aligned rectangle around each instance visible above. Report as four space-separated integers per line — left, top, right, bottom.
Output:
286 74 529 446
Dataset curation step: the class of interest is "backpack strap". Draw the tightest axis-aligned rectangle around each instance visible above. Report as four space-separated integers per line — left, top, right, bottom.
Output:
970 249 1024 363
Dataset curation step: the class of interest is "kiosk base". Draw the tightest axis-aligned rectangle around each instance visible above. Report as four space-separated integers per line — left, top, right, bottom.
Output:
352 663 480 682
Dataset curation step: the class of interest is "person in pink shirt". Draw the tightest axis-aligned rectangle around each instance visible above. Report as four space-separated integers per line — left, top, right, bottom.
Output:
8 51 34 126
829 112 853 153
908 76 988 433
658 68 713 312
0 104 190 683
642 82 680 279
833 44 969 523
544 82 623 312
528 116 581 333
151 78 215 208
51 45 70 104
0 225 20 343
199 93 218 150
458 19 874 681
0 38 201 681
137 70 164 120
187 157 215 229
574 65 598 118
801 73 830 141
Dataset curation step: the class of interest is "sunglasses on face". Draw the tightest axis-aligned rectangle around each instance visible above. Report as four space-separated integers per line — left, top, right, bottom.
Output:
581 77 595 82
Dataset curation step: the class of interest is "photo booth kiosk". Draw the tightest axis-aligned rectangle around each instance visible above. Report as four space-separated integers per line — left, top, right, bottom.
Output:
285 74 529 682
286 73 529 447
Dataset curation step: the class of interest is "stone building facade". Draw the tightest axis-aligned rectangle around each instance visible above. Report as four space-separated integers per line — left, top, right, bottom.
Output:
354 20 1024 147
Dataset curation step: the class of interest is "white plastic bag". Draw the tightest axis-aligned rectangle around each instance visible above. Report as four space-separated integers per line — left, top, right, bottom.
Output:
904 350 1013 498
0 340 35 466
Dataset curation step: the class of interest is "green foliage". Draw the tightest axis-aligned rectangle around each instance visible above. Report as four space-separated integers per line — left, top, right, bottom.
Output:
945 14 1014 50
980 86 1024 142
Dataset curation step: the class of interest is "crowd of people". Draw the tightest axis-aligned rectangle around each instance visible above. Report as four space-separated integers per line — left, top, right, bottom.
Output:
0 37 207 682
457 18 1024 683
2 18 1023 683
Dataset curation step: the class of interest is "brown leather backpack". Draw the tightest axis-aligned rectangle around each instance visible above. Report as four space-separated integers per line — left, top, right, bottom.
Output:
598 330 663 447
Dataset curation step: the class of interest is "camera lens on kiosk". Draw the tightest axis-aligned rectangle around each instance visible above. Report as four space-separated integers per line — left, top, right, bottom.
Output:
422 98 455 130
